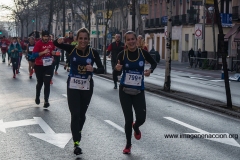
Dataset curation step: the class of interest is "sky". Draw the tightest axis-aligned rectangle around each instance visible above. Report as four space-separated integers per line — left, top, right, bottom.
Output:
0 0 14 21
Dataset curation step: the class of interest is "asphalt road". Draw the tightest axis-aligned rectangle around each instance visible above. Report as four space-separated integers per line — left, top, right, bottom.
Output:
0 60 240 160
104 61 240 107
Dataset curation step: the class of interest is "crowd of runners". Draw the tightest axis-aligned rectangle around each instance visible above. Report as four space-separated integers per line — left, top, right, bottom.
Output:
0 28 157 156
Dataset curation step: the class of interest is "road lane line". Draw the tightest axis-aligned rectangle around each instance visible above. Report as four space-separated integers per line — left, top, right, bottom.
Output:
164 117 208 133
104 120 124 133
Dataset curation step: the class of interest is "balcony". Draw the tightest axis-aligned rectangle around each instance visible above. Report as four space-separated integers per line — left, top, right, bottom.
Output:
155 18 162 27
172 15 181 26
181 14 187 25
150 19 154 28
232 6 239 21
145 19 150 28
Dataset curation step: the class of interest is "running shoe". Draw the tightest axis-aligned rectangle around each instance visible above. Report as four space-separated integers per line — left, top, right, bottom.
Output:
73 141 82 155
29 71 33 79
43 102 50 108
35 98 40 105
55 71 58 75
50 80 53 85
133 122 141 140
123 144 131 154
13 74 16 78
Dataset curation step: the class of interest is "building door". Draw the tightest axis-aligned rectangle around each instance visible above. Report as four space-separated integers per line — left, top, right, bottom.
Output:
162 37 165 59
171 40 179 61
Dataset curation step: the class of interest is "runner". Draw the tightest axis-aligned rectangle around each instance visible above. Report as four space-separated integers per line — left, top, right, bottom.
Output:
53 47 61 75
53 27 104 155
26 36 36 79
31 30 56 108
115 31 157 154
17 38 23 73
0 36 10 63
8 37 22 78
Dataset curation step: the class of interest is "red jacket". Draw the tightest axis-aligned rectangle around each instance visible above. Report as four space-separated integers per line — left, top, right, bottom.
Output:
0 39 10 52
33 40 55 66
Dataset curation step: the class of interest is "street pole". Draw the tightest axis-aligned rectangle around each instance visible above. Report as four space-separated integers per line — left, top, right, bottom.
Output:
214 0 232 108
202 0 206 52
212 12 217 66
96 15 99 50
132 0 136 31
61 0 66 62
164 0 172 91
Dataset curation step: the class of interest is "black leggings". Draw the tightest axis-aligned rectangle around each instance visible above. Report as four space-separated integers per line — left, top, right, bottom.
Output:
119 85 146 145
67 78 93 143
11 58 19 74
34 65 53 102
54 56 60 72
18 56 22 69
111 61 119 83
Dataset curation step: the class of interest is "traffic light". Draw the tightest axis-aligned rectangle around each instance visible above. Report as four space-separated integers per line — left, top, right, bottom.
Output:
32 19 35 23
0 30 2 34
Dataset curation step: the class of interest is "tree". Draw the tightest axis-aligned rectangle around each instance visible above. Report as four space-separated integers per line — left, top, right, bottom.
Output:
113 0 129 34
164 0 172 91
103 0 117 74
214 0 232 108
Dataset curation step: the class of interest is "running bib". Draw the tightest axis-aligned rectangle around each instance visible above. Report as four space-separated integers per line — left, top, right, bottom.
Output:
2 44 6 47
42 57 53 66
69 77 90 90
124 73 142 86
29 46 34 52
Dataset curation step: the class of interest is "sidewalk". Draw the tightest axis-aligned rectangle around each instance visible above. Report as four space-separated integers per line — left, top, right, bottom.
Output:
59 61 240 119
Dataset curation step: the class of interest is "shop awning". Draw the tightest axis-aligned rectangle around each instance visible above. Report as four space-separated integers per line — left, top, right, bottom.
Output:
224 24 240 41
234 31 240 42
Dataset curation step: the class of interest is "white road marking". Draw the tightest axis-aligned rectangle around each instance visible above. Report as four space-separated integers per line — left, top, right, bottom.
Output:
164 117 240 148
104 120 124 133
209 80 224 82
189 77 209 81
29 117 72 149
164 117 207 133
0 119 38 133
62 94 67 98
0 117 72 149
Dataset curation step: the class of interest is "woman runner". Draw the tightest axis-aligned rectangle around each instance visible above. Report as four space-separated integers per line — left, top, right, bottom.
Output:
53 28 104 155
27 36 36 79
115 31 157 154
8 37 22 78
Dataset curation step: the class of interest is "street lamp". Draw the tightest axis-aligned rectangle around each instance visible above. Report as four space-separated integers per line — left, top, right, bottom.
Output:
208 6 217 69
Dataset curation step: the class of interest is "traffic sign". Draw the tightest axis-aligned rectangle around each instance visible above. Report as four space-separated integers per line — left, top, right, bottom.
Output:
107 33 112 40
194 24 203 40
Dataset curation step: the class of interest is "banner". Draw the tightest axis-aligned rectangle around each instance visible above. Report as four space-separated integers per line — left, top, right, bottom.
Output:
206 0 214 4
140 4 148 15
195 24 203 40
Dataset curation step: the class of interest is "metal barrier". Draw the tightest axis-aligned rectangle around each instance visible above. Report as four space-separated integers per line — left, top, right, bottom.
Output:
232 60 240 73
190 57 217 69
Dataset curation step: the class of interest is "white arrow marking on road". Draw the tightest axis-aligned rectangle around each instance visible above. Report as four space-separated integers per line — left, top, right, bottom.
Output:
164 117 240 148
0 119 38 133
28 117 72 149
105 120 124 133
